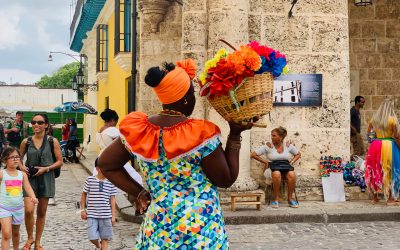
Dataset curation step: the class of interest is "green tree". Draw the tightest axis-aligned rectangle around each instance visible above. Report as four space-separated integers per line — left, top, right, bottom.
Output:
37 62 80 88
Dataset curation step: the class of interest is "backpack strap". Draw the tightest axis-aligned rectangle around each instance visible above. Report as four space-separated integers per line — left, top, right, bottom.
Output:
25 136 56 163
25 136 33 165
25 136 33 152
48 136 57 163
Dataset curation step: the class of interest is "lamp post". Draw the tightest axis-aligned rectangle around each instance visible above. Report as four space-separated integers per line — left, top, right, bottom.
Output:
48 51 80 62
48 51 96 101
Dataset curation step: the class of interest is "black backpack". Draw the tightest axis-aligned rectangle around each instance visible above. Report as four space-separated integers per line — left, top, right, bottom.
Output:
8 121 26 143
8 131 22 143
26 136 61 178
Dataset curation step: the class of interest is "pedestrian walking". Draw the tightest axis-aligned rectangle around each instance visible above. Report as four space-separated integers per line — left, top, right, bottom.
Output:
4 111 29 149
67 119 79 163
61 118 70 142
95 108 142 185
98 59 254 249
351 96 365 158
19 113 63 250
0 147 38 250
365 99 400 205
80 158 117 250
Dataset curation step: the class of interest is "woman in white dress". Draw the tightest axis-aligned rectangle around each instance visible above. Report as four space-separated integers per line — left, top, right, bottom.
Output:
95 108 142 185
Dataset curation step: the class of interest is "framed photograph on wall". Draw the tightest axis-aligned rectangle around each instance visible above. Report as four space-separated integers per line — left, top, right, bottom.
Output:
273 74 323 107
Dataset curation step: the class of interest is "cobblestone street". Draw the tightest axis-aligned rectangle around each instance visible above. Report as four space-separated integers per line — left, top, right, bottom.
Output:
3 164 400 249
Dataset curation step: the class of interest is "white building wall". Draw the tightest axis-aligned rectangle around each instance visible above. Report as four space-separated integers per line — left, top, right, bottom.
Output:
0 86 77 112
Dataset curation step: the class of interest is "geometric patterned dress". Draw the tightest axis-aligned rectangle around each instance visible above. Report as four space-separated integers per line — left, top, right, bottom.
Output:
119 112 229 249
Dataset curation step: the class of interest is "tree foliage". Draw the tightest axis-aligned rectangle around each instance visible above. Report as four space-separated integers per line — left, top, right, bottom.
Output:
36 62 79 88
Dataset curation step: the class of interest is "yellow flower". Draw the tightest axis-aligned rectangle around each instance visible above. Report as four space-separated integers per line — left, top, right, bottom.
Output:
282 65 289 74
199 72 207 85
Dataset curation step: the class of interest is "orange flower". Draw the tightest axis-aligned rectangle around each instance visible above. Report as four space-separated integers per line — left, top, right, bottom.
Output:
227 46 261 72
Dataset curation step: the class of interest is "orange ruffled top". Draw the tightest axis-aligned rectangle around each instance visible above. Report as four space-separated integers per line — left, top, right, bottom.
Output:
119 112 221 162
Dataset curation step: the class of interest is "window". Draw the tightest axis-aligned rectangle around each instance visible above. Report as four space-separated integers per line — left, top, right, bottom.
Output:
115 0 131 55
96 24 108 72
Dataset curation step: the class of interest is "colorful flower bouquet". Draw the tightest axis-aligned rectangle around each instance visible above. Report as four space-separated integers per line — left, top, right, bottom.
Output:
198 40 288 123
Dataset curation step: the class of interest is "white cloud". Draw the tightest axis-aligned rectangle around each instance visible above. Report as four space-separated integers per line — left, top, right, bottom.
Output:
0 1 76 82
0 6 27 49
0 69 43 85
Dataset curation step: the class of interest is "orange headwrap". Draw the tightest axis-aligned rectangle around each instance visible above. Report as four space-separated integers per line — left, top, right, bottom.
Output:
153 59 196 104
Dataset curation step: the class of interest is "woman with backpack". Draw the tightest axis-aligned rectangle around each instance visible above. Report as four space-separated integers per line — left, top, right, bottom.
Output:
19 113 63 250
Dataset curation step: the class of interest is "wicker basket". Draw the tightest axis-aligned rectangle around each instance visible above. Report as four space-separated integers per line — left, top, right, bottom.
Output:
207 72 274 122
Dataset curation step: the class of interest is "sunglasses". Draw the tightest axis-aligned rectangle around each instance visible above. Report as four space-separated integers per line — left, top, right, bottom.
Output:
31 120 45 125
7 156 20 160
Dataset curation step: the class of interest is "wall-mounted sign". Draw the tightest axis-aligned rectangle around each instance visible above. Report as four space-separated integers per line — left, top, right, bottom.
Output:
273 74 322 107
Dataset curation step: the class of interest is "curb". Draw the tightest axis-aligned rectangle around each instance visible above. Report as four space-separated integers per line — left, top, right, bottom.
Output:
79 156 400 225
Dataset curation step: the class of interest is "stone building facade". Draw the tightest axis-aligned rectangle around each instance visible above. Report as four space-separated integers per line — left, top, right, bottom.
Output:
71 0 399 200
137 0 350 199
349 0 400 136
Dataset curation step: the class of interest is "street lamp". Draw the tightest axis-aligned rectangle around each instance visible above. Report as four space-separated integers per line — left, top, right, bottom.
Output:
72 76 78 91
76 60 84 86
48 51 80 62
48 51 97 95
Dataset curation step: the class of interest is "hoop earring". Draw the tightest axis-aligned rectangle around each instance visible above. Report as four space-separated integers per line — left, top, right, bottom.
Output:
184 99 188 105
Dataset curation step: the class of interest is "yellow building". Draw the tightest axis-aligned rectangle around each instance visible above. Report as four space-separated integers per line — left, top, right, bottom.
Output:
70 0 135 152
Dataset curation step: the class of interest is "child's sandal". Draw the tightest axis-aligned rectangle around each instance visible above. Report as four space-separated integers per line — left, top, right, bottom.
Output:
34 245 44 250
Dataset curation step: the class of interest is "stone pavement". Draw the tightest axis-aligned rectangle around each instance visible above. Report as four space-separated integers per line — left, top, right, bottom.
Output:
227 222 400 249
80 151 400 225
2 162 400 249
3 163 140 249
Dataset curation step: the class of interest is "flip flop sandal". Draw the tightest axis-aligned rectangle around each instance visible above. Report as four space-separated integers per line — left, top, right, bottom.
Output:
386 201 397 206
34 245 44 250
22 240 34 250
289 200 299 208
271 201 279 208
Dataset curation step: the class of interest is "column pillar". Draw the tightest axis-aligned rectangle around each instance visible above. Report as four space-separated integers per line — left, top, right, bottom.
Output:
82 30 98 152
206 0 259 191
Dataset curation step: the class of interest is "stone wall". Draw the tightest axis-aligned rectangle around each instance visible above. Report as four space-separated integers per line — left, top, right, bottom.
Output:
349 0 400 135
249 0 351 190
137 3 183 115
137 0 351 199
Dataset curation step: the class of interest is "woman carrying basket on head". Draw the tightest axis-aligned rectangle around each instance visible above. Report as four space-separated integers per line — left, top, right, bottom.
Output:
98 59 255 249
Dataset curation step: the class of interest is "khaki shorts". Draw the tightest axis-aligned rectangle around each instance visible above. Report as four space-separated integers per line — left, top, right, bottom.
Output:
351 133 365 156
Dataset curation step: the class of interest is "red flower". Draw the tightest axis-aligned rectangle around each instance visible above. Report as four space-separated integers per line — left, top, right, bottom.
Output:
207 59 236 96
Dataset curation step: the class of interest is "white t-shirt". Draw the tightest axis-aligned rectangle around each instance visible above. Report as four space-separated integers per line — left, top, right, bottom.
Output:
94 126 143 185
96 127 120 152
255 144 299 162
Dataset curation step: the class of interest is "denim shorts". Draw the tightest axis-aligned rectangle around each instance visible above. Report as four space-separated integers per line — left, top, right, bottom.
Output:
87 218 113 240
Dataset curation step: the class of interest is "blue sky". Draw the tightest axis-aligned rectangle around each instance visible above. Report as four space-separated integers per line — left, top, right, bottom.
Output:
0 1 78 84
